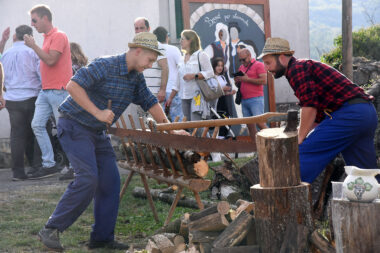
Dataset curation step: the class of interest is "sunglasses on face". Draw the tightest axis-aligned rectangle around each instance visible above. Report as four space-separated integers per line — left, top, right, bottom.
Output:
32 18 37 23
239 58 247 63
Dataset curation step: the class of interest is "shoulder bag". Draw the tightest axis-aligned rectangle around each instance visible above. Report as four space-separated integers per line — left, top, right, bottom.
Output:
195 52 224 102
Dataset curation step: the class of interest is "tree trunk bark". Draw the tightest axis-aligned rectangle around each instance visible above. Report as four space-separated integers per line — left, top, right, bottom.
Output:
331 199 380 253
256 128 300 187
251 183 314 253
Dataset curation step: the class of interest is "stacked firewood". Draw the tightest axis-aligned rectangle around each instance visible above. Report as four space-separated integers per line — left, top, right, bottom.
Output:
147 200 259 253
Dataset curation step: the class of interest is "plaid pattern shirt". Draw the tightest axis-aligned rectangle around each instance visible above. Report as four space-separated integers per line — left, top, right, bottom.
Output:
59 53 158 130
285 57 370 123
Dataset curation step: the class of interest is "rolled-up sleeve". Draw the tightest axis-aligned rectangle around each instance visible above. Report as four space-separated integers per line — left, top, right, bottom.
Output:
199 51 214 79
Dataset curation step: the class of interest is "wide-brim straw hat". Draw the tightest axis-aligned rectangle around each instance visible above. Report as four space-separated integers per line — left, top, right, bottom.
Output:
257 37 294 59
128 32 163 56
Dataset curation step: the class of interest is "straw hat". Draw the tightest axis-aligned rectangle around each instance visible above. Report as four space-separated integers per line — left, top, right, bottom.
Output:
257 37 294 59
128 32 163 56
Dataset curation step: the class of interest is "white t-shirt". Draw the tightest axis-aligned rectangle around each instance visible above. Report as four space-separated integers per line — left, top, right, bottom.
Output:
161 44 182 93
216 75 228 89
143 42 166 94
174 50 214 99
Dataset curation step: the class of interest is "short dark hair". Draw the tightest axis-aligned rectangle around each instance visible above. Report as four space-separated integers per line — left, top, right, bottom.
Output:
153 26 168 43
30 4 52 22
16 25 33 41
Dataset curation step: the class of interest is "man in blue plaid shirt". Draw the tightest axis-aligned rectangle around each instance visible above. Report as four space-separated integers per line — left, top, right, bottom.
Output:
37 32 188 251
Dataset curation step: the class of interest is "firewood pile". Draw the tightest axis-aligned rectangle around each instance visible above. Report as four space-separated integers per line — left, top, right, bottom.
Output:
144 200 259 253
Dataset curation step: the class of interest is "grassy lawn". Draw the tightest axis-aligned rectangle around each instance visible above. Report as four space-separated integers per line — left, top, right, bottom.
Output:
0 157 253 252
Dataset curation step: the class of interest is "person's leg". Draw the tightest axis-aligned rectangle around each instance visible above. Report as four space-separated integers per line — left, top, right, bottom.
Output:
6 100 28 179
31 90 56 168
300 102 377 183
90 134 120 242
45 118 99 231
49 90 69 125
246 96 267 129
182 99 192 121
24 97 41 168
241 98 257 136
167 93 184 122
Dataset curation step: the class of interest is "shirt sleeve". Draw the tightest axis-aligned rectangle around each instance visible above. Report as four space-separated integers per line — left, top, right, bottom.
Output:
49 32 68 54
71 58 108 90
132 73 158 111
255 61 266 75
199 51 214 79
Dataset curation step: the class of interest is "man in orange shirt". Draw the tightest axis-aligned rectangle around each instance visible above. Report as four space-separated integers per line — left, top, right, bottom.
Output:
24 4 72 179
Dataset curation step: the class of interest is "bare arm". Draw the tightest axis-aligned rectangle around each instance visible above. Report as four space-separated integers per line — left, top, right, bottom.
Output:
149 103 189 135
0 62 5 110
23 34 61 66
0 27 10 54
66 81 114 124
298 107 318 144
157 58 168 103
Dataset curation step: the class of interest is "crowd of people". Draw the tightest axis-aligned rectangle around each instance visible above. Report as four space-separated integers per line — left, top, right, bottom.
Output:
0 3 378 252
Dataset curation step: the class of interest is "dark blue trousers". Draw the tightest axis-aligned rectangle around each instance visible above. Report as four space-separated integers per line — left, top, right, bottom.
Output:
46 117 120 242
300 102 378 183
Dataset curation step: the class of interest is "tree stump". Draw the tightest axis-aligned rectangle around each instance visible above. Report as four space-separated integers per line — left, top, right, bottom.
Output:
331 199 380 253
256 128 300 187
250 183 314 253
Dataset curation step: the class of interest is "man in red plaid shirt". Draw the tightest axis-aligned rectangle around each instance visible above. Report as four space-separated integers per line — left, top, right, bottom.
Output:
259 37 378 183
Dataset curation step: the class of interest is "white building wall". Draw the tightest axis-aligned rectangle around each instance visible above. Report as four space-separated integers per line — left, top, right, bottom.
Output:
0 0 309 138
270 0 310 104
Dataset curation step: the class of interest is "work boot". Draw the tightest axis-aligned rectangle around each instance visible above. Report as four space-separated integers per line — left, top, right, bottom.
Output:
12 173 28 181
88 240 129 250
29 165 60 180
38 227 63 251
26 166 39 176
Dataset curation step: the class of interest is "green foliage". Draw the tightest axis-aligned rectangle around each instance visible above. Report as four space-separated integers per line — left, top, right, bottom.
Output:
321 25 380 66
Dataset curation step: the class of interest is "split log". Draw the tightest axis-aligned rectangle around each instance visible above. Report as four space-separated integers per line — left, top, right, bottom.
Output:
244 219 257 245
279 223 309 253
211 164 234 181
211 246 261 253
251 183 314 253
331 199 380 253
174 243 186 253
151 234 175 253
309 230 335 253
189 201 230 222
219 184 242 204
256 128 300 187
235 200 254 216
212 211 252 248
179 213 190 241
146 239 160 253
189 213 229 232
239 157 260 186
200 243 212 253
155 217 182 234
189 231 220 243
132 187 214 209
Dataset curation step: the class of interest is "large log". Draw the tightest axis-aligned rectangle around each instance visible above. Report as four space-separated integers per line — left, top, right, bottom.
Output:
132 187 214 209
331 199 380 253
189 231 221 244
189 201 230 222
211 246 261 253
251 183 314 253
212 211 253 248
256 127 300 187
188 213 229 232
279 223 309 253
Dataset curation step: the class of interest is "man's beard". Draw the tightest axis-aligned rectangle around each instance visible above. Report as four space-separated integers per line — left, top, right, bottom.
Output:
273 58 286 79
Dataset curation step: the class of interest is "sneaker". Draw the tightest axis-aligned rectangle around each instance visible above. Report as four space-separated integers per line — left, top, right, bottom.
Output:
29 165 60 180
88 240 129 250
12 174 28 181
59 168 74 181
26 166 39 176
38 227 63 251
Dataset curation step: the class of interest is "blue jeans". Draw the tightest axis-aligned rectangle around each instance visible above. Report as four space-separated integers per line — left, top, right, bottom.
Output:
165 92 183 122
46 117 120 242
31 89 68 167
300 102 378 183
241 96 264 117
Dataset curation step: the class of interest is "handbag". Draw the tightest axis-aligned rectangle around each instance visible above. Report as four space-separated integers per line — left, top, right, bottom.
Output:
195 53 224 102
235 88 242 105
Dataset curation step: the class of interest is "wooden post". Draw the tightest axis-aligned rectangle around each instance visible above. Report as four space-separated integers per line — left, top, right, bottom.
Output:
331 199 380 252
342 0 353 80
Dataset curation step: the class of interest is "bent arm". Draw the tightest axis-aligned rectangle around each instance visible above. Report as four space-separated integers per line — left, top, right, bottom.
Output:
66 81 114 124
298 107 317 144
24 34 61 66
157 58 169 102
243 73 267 85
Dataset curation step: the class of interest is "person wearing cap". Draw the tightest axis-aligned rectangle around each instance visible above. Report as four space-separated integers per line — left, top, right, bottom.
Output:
259 37 378 183
36 32 188 251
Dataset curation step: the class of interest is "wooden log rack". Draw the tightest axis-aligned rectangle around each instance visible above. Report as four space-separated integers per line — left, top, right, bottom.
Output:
108 112 288 226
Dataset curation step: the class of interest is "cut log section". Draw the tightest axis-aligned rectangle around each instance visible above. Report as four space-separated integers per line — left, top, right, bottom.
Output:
256 128 300 187
189 201 230 222
189 231 220 244
188 212 229 232
211 246 261 253
251 183 314 253
212 211 253 248
331 199 380 253
151 234 175 253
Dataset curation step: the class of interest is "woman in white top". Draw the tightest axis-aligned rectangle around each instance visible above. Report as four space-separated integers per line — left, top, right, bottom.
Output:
166 30 214 121
211 57 236 96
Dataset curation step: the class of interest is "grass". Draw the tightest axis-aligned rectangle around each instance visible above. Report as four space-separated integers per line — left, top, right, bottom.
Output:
0 157 253 252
